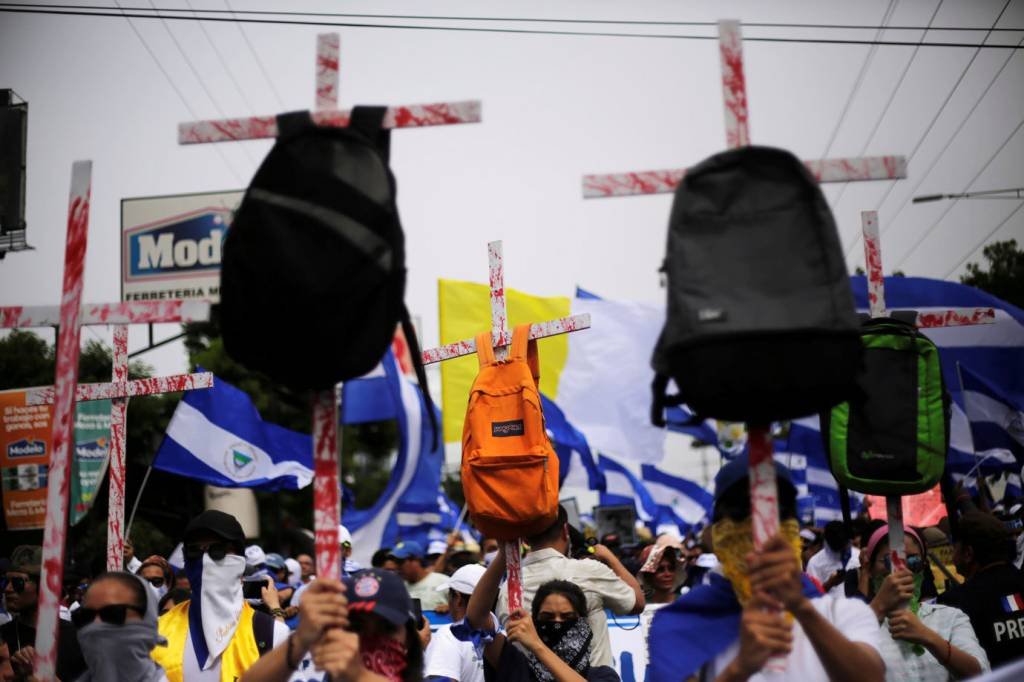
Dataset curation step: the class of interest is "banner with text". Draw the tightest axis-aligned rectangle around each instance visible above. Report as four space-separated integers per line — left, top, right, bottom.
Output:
121 189 243 302
1 390 51 530
70 399 112 525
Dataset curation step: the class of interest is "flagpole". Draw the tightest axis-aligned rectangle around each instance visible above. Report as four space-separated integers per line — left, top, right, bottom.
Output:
124 463 154 547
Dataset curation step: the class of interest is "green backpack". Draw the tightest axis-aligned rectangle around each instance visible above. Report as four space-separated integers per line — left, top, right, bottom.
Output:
822 316 950 496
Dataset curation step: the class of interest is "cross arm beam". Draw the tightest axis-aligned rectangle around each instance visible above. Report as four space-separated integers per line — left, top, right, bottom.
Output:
581 156 908 198
0 300 211 329
22 372 214 406
420 314 591 365
179 101 482 144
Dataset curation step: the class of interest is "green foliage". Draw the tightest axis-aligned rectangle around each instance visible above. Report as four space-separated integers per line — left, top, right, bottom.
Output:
960 239 1024 309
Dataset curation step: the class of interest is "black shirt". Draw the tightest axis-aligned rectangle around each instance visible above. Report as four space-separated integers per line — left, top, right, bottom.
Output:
939 563 1024 668
1 616 87 681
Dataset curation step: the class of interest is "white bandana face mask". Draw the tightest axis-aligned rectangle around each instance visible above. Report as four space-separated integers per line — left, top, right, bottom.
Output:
192 553 246 665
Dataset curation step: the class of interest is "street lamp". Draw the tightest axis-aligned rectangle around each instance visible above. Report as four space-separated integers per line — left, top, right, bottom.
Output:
913 187 1024 203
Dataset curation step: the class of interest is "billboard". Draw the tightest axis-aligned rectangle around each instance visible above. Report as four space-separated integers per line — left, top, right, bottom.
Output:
1 390 51 529
121 189 243 303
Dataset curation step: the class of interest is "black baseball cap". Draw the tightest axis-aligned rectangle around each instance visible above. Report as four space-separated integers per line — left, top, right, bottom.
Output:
344 568 416 627
183 510 246 549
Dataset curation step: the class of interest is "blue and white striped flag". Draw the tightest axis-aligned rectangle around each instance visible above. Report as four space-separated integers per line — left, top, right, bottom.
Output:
597 454 657 522
960 363 1024 466
784 417 847 525
154 369 313 490
542 395 605 492
340 351 444 566
640 465 713 533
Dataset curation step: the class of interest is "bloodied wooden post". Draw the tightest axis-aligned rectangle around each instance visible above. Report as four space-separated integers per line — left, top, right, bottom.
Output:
857 209 993 569
176 32 482 581
420 240 591 613
0 163 215 679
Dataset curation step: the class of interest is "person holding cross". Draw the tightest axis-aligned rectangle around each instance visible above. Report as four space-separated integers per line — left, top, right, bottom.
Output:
648 455 885 681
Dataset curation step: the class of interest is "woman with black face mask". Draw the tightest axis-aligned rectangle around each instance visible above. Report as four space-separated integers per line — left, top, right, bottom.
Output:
466 545 620 682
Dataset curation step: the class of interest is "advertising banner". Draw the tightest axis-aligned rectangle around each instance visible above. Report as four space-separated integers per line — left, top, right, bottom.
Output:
70 399 112 525
0 390 51 530
121 189 243 303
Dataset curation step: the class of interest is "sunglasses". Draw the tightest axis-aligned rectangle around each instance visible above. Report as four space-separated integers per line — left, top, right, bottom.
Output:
145 577 165 588
0 576 29 593
884 554 927 575
71 604 145 629
183 542 231 562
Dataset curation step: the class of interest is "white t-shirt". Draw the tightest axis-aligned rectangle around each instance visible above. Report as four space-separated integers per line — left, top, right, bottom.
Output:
407 571 450 611
703 594 882 681
424 616 499 682
805 546 859 597
182 617 289 680
496 548 637 668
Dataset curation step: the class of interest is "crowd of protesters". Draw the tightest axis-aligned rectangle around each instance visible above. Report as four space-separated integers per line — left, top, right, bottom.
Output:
2 462 1023 681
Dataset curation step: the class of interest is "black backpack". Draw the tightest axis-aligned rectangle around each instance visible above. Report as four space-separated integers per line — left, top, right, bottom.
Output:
221 108 436 434
651 146 862 425
822 314 950 496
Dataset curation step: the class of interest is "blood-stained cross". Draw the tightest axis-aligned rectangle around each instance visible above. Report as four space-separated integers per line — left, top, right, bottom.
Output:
175 33 482 582
419 240 591 613
857 209 993 570
581 21 907 199
0 162 214 679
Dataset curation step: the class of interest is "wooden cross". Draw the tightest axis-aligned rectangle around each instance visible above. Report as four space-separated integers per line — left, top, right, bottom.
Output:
175 33 482 582
857 209 994 568
580 21 907 199
0 162 214 678
577 19 912 562
419 240 591 613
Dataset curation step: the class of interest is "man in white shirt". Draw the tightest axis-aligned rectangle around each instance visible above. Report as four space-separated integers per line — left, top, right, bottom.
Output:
497 505 645 667
393 541 449 611
648 455 885 682
806 521 859 597
424 564 489 682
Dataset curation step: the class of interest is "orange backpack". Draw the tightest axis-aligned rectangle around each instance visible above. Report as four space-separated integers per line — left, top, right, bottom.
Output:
461 324 560 540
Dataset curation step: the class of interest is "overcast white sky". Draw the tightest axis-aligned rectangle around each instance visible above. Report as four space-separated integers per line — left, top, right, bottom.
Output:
2 0 1022 384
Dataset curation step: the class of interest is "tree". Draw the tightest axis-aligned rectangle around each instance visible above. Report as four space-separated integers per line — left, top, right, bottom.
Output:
960 239 1024 309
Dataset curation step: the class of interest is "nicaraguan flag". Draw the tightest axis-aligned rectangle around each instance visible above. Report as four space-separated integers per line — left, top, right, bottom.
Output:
154 370 312 490
341 350 444 567
597 454 658 522
640 464 713 532
785 417 847 525
960 363 1024 466
542 394 605 492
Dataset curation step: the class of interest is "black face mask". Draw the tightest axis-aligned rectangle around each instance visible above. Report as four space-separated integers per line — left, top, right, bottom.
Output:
535 619 577 648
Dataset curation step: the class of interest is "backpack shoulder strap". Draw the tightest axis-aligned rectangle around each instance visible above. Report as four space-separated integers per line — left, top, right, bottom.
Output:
348 106 391 160
275 110 315 140
251 609 276 656
400 305 439 450
510 324 540 388
476 331 497 367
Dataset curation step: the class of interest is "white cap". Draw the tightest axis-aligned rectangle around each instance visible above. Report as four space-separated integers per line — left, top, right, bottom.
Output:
244 545 267 567
695 553 719 569
427 540 448 556
799 528 817 543
338 525 352 546
434 563 487 595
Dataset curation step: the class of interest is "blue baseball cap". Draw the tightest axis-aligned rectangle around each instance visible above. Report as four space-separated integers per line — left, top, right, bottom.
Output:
344 568 416 627
390 541 424 560
714 452 794 501
264 553 287 571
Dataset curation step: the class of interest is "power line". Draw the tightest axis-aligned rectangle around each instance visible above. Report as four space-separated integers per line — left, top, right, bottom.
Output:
878 36 1023 235
942 200 1024 279
4 3 1024 32
181 0 260 115
820 0 898 159
107 0 245 185
829 0 943 209
222 0 285 110
842 0 1016 258
894 114 1024 271
138 0 259 168
3 6 1023 47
